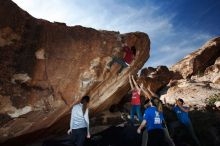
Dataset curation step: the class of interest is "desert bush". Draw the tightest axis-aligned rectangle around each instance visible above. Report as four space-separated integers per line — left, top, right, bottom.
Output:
205 93 220 106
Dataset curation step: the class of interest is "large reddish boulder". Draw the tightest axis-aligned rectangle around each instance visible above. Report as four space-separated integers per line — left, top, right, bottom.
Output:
0 0 150 143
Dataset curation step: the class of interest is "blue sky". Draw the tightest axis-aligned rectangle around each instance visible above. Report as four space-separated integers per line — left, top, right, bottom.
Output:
12 0 220 67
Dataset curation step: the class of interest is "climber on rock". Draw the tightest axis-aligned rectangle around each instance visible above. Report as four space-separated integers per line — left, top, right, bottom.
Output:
169 98 201 146
104 41 136 77
129 74 143 125
101 46 126 80
122 41 136 66
67 95 91 146
107 46 128 74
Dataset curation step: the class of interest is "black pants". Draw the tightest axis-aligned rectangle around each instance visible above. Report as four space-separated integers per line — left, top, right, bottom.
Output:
142 128 175 146
70 128 87 146
163 128 175 146
142 129 148 146
148 129 170 146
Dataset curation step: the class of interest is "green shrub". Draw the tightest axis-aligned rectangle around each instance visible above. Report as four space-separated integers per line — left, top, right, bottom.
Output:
205 93 220 106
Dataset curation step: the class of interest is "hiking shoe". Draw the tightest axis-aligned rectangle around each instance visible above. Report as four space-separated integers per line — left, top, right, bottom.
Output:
127 115 131 119
121 113 129 121
121 113 126 120
134 116 139 121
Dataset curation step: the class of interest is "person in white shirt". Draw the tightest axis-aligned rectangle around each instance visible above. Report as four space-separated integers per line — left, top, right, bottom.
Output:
67 95 90 146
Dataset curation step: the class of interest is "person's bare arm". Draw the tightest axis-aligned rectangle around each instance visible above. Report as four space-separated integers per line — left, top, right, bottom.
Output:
84 109 91 138
131 75 141 92
176 100 189 112
163 97 173 110
137 120 147 134
129 74 134 90
178 104 190 112
147 86 159 98
140 86 152 99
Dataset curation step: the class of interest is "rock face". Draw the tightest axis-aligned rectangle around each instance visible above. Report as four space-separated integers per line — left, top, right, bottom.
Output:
160 78 220 108
160 37 220 109
0 0 150 143
138 66 180 96
171 37 220 79
133 39 220 146
204 57 220 84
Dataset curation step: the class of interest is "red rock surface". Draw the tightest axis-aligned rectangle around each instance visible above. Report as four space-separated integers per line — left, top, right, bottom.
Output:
161 37 220 108
138 66 180 97
0 0 150 143
171 37 220 78
136 37 220 109
204 57 220 84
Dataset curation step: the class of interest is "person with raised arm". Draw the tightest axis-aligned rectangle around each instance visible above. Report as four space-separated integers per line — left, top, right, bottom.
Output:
128 74 142 124
137 97 170 146
140 84 158 99
140 85 175 146
171 98 200 146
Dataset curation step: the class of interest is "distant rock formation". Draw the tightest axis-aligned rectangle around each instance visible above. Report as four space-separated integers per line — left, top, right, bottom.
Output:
136 38 220 146
171 37 220 79
0 0 150 143
160 37 220 109
137 37 220 109
158 40 220 145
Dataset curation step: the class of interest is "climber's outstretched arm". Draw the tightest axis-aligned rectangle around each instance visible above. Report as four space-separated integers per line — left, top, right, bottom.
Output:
129 74 134 90
147 87 159 98
131 75 141 93
140 86 152 99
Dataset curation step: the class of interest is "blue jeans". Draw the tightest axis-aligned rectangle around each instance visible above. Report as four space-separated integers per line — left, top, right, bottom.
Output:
130 105 142 123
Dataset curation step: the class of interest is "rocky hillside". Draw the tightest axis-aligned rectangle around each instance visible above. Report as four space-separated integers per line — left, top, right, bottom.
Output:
0 0 150 143
171 37 220 79
136 36 220 109
131 37 220 146
161 37 220 109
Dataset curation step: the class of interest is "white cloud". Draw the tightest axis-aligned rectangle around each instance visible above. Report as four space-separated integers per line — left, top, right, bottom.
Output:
12 0 214 68
146 32 213 67
12 0 174 35
13 0 70 22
